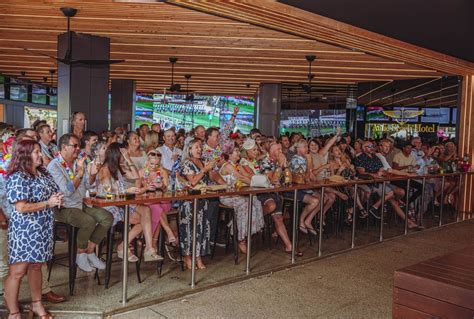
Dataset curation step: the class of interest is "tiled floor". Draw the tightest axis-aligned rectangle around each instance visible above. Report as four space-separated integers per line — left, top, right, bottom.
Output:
0 207 468 318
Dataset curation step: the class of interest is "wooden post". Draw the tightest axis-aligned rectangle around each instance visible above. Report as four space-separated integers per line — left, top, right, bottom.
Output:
458 75 474 216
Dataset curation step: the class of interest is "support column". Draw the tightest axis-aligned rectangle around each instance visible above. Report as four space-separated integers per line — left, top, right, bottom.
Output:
57 32 110 136
257 83 281 137
111 79 135 131
458 74 474 215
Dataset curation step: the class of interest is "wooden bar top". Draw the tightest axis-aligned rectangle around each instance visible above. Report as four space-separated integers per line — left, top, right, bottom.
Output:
84 172 470 208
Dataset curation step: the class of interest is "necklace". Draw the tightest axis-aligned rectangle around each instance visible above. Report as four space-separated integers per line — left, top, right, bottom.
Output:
56 154 77 181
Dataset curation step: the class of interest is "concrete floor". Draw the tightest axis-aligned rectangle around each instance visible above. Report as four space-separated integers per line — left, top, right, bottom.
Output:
112 220 474 319
0 209 471 318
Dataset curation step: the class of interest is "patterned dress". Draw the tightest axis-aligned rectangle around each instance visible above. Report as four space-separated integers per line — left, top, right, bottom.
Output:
6 171 59 263
179 159 212 257
219 163 264 241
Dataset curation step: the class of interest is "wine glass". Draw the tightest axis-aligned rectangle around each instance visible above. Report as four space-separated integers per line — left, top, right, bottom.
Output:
103 183 112 200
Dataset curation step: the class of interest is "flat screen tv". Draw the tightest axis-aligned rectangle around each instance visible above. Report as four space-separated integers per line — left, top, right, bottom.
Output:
421 107 450 124
32 85 47 104
366 106 388 121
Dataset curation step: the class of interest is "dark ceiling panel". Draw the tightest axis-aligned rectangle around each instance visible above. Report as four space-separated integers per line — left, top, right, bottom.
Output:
279 0 474 63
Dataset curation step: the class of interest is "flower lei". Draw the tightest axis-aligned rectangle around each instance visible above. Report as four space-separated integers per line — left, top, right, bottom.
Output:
78 150 93 166
0 154 11 175
56 154 77 181
144 166 161 183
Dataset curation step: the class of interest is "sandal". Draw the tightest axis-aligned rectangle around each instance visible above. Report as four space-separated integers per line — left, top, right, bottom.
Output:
358 208 369 219
167 236 178 247
285 249 303 257
117 247 139 263
144 249 164 262
299 225 308 234
28 300 53 319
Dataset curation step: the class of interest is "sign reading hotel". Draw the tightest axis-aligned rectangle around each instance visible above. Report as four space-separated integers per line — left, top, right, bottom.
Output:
368 123 437 134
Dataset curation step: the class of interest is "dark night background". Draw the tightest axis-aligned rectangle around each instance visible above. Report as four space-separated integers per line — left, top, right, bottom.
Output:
279 0 473 62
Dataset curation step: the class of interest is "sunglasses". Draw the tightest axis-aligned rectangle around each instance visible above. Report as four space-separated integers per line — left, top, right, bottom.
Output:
366 144 375 149
67 143 80 149
147 151 162 157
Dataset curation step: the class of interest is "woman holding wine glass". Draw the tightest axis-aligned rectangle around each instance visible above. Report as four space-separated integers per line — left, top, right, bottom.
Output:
97 143 162 262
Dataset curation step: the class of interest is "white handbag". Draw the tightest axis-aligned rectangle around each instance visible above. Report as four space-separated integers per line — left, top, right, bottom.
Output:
250 174 271 188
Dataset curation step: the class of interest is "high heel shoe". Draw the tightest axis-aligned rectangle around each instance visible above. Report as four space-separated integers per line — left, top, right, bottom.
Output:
28 300 53 319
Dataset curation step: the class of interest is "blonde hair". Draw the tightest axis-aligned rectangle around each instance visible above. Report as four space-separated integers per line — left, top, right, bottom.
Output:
144 131 159 153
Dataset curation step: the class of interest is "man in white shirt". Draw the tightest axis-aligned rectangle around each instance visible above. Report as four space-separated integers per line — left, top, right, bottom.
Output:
392 142 424 215
157 129 182 172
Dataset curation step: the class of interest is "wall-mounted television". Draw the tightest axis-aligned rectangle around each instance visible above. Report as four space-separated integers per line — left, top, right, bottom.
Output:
366 106 388 121
452 108 457 124
421 107 450 124
134 93 254 133
279 109 346 137
32 85 47 104
10 83 27 102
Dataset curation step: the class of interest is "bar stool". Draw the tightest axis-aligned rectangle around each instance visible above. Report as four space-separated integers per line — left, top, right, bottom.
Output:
281 195 309 246
48 221 78 296
210 204 239 264
156 209 183 276
102 222 143 289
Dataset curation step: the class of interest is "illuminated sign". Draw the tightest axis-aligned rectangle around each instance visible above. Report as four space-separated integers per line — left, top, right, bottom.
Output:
367 123 437 134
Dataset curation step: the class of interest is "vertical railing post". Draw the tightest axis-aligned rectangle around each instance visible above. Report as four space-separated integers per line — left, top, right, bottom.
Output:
351 184 357 249
291 189 298 264
404 179 411 235
419 177 426 227
439 176 445 227
245 194 253 275
318 186 325 257
121 205 129 305
191 198 198 288
457 173 463 222
379 181 386 242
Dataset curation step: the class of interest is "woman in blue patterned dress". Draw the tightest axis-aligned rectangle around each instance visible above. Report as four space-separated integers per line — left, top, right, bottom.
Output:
4 140 62 319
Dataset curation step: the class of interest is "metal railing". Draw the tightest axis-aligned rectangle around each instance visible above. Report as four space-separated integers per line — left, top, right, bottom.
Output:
85 171 473 305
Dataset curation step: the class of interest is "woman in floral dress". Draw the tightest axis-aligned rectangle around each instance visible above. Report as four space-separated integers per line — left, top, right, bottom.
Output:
219 144 264 253
179 139 219 270
5 140 62 318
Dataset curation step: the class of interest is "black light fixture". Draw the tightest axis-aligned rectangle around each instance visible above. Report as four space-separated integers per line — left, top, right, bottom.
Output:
169 57 181 92
301 55 316 96
184 74 194 101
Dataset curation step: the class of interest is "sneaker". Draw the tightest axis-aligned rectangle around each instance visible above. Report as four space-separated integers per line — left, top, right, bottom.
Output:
369 206 381 219
87 253 106 270
76 253 94 272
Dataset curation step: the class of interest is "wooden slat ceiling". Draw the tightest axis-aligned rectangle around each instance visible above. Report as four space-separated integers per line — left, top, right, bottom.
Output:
0 0 465 96
358 77 460 107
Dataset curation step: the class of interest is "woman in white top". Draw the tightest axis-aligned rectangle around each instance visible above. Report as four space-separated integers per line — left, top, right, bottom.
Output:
308 129 341 220
125 131 147 170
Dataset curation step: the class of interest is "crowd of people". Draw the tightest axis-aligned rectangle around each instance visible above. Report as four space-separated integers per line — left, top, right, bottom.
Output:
0 108 465 318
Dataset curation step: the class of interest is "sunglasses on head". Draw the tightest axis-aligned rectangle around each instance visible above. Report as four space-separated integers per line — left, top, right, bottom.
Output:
147 151 161 157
